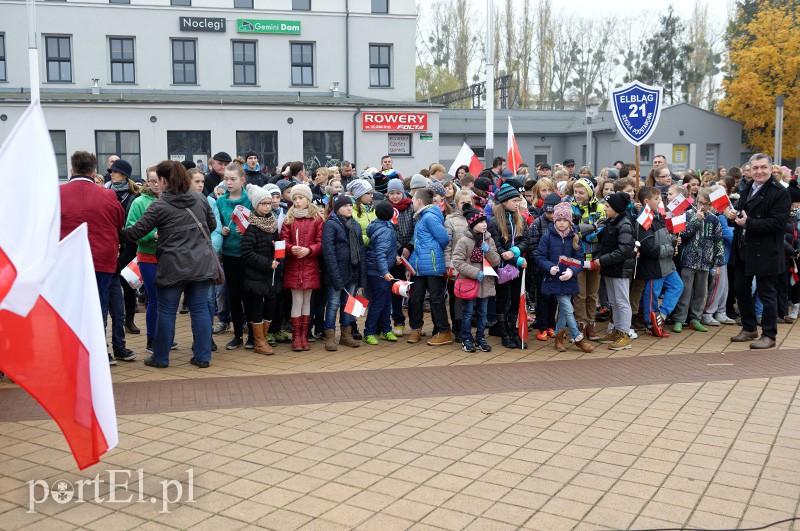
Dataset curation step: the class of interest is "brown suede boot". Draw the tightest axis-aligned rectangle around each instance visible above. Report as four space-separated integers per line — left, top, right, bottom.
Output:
324 329 338 351
300 315 311 351
340 327 361 348
290 316 303 352
573 334 595 353
585 321 600 341
251 321 274 355
554 329 567 352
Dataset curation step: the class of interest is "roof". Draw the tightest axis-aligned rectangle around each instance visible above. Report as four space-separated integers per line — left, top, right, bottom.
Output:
440 109 616 135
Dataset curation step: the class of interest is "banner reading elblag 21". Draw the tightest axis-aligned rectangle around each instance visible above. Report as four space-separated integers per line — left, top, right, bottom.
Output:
610 81 663 146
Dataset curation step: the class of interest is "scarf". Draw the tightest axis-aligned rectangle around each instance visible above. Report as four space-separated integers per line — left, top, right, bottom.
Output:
392 197 413 212
556 226 571 239
340 215 363 266
292 208 309 219
249 211 277 234
535 198 544 209
109 180 130 193
469 231 484 263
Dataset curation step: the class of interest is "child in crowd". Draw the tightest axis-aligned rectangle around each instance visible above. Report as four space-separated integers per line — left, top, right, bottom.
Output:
536 202 594 353
570 178 605 340
444 190 473 336
672 188 725 333
386 179 414 336
701 184 735 326
452 205 501 353
594 192 636 350
350 180 376 244
363 201 400 345
784 180 800 321
526 193 562 340
460 173 475 191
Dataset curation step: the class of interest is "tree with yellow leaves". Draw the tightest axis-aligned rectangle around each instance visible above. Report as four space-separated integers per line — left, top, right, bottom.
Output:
718 1 799 160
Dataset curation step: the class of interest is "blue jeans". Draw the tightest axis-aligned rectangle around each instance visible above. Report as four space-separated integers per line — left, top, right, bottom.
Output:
139 262 158 339
325 282 356 331
461 297 488 341
215 281 231 324
153 281 212 365
364 276 392 336
102 275 127 353
555 294 581 340
642 271 684 323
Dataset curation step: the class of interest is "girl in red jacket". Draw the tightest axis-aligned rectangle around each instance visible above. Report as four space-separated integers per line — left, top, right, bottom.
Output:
279 184 324 352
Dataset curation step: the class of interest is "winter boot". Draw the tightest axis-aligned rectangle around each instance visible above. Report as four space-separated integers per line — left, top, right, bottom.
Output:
573 333 595 353
300 315 311 351
497 314 516 348
584 321 600 341
340 327 361 348
324 329 338 351
508 315 525 349
290 316 303 352
251 321 273 355
554 328 567 352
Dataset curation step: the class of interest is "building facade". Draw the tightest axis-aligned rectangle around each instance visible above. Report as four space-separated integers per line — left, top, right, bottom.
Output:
0 0 440 178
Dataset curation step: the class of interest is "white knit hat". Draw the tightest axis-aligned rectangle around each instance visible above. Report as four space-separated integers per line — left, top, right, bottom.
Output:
246 183 270 208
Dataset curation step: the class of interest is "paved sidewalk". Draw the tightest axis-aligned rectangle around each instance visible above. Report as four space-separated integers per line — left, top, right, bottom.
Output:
1 315 798 530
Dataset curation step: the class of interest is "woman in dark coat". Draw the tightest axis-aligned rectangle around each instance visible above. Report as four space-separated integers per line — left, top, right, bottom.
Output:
122 161 218 369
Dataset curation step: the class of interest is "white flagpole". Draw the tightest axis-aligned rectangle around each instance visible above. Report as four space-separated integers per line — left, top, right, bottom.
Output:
27 0 40 102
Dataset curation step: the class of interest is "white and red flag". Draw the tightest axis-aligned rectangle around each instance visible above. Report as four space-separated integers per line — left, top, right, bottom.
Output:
274 240 286 259
516 268 528 345
448 142 484 178
121 259 143 289
344 291 369 318
666 213 687 233
399 255 416 276
667 194 691 215
232 204 251 233
790 260 798 286
637 205 654 230
482 257 498 277
709 187 731 212
657 200 666 216
559 256 583 268
507 117 522 175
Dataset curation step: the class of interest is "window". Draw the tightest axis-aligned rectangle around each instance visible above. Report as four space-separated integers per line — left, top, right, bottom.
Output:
172 39 197 85
167 131 211 166
388 133 411 156
95 131 141 180
236 131 278 175
234 0 252 7
0 35 5 81
369 44 391 87
232 41 256 86
639 143 653 163
109 0 130 4
303 131 343 171
171 0 191 5
45 36 72 83
290 42 314 86
292 0 310 10
371 0 388 13
50 131 67 180
109 37 135 83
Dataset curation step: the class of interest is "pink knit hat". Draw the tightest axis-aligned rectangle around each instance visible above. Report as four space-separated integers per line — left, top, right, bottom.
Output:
552 201 572 222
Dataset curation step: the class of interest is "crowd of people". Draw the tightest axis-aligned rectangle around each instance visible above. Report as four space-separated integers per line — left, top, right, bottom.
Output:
56 149 799 369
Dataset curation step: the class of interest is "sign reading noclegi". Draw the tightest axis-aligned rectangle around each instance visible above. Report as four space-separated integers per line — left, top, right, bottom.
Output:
237 19 301 34
610 80 663 146
180 17 226 32
362 112 428 131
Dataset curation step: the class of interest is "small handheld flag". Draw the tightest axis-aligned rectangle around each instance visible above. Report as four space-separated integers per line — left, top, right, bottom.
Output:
232 205 251 233
274 240 286 259
637 205 654 230
559 256 582 268
399 256 416 276
667 194 690 215
709 187 731 212
482 258 498 277
516 268 528 345
121 259 143 289
667 213 687 233
343 291 369 318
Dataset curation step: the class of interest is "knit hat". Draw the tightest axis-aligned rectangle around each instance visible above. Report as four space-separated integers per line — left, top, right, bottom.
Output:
361 167 378 179
350 179 374 200
605 168 619 179
387 178 405 194
277 180 295 193
505 177 526 193
473 176 492 193
246 183 270 208
606 192 630 214
332 194 353 212
463 205 487 229
495 183 520 203
245 150 258 159
180 160 196 170
427 180 446 198
552 202 572 223
291 183 313 202
375 200 394 221
409 174 428 190
788 180 800 203
543 192 562 213
215 181 227 192
574 178 595 197
264 183 281 197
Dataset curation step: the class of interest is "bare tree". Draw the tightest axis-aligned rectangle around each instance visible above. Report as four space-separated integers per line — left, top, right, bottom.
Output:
452 0 479 84
533 0 554 108
683 0 723 109
550 14 577 109
569 17 615 108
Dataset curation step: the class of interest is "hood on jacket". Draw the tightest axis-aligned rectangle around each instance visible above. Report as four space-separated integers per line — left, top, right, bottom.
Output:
367 218 394 238
162 190 203 208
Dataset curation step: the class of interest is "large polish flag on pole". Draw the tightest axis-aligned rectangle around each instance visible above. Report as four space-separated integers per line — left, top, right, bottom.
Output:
507 116 522 175
0 102 118 470
448 142 484 177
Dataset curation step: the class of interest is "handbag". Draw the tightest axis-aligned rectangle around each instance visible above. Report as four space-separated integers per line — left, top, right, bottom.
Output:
496 263 520 284
185 207 225 286
453 276 479 300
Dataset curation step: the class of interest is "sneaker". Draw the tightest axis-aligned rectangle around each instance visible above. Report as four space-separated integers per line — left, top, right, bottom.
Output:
632 314 648 331
213 321 229 335
170 341 178 350
114 348 136 362
713 312 736 325
245 335 255 349
462 339 477 352
363 335 379 345
143 356 168 368
407 329 422 343
179 302 189 314
475 338 492 352
649 312 668 338
701 314 721 326
788 304 800 321
266 333 276 347
351 327 363 340
609 332 632 351
226 337 244 350
536 330 549 341
273 330 290 343
689 319 708 332
392 325 407 337
628 329 638 340
673 322 683 333
210 339 217 352
108 355 117 366
427 330 454 346
598 329 620 344
546 328 555 338
189 357 210 369
380 331 398 342
146 338 154 353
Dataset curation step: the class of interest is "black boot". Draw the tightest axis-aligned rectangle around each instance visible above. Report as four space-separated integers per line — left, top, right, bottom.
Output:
497 314 516 348
508 314 525 349
350 321 363 340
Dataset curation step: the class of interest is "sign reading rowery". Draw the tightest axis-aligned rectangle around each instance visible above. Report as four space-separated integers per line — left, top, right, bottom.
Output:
362 112 428 131
180 17 226 32
237 19 301 34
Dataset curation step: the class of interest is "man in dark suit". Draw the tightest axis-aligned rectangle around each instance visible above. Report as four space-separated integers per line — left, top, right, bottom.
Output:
727 153 791 349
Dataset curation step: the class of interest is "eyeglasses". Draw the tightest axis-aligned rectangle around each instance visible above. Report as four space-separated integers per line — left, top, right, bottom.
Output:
698 201 712 207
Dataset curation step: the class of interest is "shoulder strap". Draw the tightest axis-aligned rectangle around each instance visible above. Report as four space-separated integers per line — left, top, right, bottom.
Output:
185 207 212 244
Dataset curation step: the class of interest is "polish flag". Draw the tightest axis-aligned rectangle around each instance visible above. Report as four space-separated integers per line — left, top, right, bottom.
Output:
657 200 666 216
121 259 143 289
0 102 60 315
637 205 654 230
448 142 484 178
344 291 369 318
667 194 690 215
790 260 798 286
232 204 251 233
507 117 522 175
391 207 399 225
709 188 731 212
274 240 286 259
400 255 416 276
482 257 498 277
667 213 687 233
559 256 583 268
517 268 528 345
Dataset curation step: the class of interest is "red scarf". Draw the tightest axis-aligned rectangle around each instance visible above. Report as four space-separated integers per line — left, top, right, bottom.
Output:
392 197 413 212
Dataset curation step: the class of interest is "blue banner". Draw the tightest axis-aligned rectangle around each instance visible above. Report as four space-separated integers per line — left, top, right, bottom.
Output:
610 81 663 146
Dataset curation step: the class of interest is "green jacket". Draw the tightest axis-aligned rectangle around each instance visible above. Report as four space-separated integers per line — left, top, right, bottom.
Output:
353 204 377 246
216 190 253 257
125 193 158 256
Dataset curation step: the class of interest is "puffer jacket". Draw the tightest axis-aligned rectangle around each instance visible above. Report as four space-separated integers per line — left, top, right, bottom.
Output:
452 232 500 299
678 210 725 271
353 204 377 245
535 225 584 296
718 212 734 264
444 207 469 269
121 190 218 288
598 211 636 278
635 215 677 280
488 209 528 268
570 197 605 260
323 213 365 291
241 213 282 297
410 205 450 276
366 219 397 277
280 215 324 290
216 190 253 257
524 214 553 275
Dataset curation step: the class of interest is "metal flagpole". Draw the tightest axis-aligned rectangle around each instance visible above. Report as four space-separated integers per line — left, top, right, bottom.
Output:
634 145 640 197
485 0 494 167
27 0 40 102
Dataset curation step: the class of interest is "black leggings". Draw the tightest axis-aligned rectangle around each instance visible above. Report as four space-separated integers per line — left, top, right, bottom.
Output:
222 255 250 337
249 296 275 323
496 272 522 318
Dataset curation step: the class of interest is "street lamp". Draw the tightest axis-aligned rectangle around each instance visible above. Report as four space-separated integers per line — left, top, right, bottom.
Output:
586 103 600 171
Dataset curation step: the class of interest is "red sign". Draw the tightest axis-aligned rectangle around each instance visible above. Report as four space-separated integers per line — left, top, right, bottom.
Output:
362 112 428 131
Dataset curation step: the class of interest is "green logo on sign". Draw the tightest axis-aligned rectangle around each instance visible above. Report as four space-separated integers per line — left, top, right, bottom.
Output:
237 19 301 34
